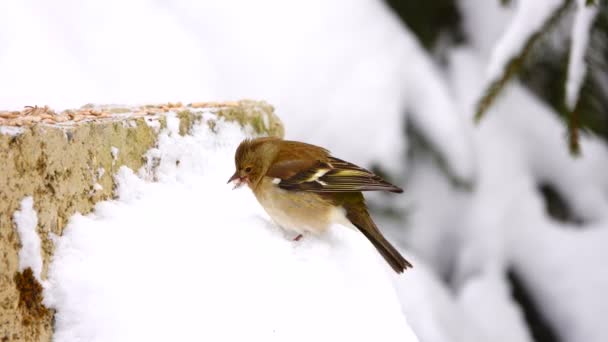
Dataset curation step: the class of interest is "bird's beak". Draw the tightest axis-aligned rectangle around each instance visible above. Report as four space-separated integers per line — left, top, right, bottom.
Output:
227 171 245 190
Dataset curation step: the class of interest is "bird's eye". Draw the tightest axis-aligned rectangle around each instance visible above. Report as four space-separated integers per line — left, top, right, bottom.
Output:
244 166 252 173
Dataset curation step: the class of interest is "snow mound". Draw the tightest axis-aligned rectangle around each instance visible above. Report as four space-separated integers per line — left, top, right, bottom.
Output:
44 117 419 342
13 196 43 280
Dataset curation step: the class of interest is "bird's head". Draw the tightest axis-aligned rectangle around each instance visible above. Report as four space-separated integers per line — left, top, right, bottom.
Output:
227 138 279 189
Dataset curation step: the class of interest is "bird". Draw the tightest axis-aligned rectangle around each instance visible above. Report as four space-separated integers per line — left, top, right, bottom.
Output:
227 137 412 273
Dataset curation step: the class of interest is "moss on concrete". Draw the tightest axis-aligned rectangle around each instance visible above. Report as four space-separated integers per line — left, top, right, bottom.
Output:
0 100 283 342
215 100 284 137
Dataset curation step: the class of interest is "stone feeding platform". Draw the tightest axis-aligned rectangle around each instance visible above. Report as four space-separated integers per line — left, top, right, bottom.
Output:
0 100 283 342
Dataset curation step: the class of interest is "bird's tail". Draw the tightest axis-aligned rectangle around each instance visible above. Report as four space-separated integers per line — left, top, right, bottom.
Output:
344 204 412 273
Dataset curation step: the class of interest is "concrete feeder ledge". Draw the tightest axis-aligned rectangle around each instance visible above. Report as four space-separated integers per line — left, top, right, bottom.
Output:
0 100 284 342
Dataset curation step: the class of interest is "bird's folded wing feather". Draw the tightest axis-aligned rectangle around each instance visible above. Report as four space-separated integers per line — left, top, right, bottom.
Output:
267 156 403 193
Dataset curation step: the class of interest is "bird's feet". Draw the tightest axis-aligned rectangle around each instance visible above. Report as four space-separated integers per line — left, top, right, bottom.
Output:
293 234 303 242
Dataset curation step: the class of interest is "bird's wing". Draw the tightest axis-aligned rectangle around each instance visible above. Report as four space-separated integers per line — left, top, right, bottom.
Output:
268 156 403 193
264 140 330 180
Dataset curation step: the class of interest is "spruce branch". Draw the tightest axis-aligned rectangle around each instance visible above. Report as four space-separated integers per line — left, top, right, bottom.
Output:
568 106 581 156
474 0 573 123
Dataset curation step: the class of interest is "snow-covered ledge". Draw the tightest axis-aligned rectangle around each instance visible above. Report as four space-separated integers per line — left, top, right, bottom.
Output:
1 101 419 342
0 100 282 342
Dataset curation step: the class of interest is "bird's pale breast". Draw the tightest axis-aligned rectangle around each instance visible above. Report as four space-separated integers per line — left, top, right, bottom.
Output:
253 177 345 234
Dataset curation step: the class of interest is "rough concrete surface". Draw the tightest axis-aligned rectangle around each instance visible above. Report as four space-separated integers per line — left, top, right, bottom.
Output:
0 100 283 341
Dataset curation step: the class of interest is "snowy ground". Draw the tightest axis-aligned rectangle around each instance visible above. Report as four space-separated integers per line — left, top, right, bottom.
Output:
3 0 608 341
39 117 419 342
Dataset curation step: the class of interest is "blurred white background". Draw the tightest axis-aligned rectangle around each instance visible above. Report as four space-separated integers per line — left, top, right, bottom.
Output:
2 1 607 342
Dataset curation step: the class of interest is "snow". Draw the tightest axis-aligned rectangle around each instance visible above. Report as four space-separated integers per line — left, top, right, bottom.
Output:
44 119 419 342
512 211 608 342
484 0 563 82
13 196 43 281
458 272 533 342
459 0 514 56
392 258 488 342
445 44 608 342
110 146 119 160
566 0 598 110
0 126 24 136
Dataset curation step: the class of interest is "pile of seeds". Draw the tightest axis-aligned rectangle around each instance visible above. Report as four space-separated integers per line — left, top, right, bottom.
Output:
0 101 240 127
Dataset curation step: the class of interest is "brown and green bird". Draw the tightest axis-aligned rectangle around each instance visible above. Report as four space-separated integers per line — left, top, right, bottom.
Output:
228 137 412 273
